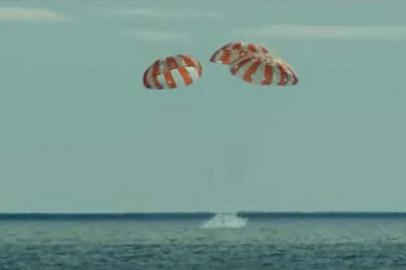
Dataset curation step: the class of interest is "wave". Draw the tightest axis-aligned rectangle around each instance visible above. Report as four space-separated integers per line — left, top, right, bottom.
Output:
201 213 247 229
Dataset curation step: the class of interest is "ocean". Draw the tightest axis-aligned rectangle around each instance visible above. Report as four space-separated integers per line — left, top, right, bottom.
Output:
1 213 406 270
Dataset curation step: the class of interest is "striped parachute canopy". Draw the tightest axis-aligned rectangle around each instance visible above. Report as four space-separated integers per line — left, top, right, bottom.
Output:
230 52 298 86
210 42 269 65
143 54 202 89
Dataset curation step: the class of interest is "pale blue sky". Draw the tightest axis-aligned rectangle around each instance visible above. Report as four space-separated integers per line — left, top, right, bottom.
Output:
1 0 406 212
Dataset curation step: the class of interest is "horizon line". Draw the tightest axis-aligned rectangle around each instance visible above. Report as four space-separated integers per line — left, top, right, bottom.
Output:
2 211 406 220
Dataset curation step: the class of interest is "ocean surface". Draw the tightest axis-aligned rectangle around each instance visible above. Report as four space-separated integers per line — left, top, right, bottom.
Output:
1 213 406 270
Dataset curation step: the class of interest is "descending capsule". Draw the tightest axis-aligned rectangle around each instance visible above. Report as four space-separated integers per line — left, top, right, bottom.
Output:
210 41 269 65
230 52 298 86
143 54 202 89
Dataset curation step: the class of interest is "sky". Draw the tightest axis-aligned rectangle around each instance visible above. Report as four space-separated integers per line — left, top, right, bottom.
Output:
1 0 406 213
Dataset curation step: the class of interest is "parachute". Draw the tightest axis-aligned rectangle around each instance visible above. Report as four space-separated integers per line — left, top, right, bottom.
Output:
143 54 202 89
142 42 298 89
210 42 269 65
230 52 298 86
210 41 298 86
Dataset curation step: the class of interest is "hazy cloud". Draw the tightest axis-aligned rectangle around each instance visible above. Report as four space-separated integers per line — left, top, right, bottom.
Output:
0 7 68 22
122 29 191 43
234 25 406 41
113 8 222 19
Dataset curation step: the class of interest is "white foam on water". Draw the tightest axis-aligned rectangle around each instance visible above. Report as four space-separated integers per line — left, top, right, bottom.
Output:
201 213 247 229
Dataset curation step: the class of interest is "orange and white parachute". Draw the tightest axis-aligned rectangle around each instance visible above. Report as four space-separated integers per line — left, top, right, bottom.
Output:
143 54 202 89
210 42 269 65
230 52 298 86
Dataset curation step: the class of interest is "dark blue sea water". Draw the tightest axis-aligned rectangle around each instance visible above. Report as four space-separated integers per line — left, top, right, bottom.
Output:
1 213 406 270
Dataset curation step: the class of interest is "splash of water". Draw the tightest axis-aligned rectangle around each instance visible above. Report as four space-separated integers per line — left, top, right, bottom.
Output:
201 213 247 229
